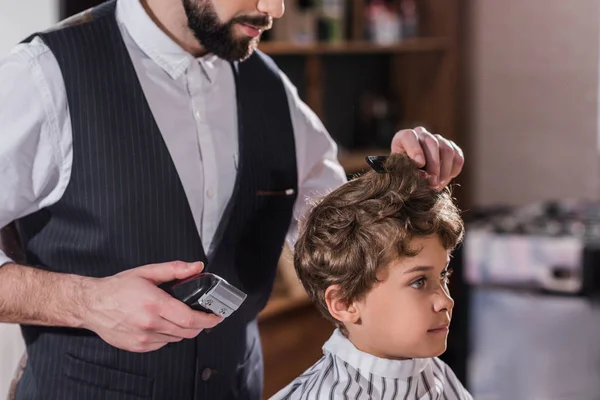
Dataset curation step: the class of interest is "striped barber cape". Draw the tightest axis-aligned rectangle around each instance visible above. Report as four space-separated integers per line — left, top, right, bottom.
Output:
270 329 473 400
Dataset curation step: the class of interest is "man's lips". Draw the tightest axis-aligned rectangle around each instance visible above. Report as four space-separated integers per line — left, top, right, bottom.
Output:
238 22 268 38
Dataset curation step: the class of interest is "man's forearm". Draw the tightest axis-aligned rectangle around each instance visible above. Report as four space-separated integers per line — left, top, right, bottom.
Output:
0 263 91 328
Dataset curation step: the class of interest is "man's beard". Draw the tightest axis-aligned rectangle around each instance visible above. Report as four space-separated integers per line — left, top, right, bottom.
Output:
182 0 271 62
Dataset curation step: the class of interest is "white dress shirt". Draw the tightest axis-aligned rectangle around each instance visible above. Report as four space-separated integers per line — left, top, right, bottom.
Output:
270 329 473 400
0 0 347 266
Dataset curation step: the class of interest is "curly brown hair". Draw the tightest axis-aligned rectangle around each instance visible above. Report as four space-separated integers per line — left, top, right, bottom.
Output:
294 153 464 331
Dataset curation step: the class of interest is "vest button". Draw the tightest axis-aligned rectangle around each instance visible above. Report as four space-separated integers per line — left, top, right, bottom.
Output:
201 368 215 381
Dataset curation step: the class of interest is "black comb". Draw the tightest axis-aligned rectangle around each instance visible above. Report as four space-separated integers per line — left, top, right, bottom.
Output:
365 155 429 174
365 156 389 173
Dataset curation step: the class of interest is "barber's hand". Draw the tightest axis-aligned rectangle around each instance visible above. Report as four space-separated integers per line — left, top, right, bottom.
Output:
81 261 223 353
391 126 464 190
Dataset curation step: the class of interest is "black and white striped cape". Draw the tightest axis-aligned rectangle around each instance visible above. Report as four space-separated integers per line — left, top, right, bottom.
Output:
269 330 473 400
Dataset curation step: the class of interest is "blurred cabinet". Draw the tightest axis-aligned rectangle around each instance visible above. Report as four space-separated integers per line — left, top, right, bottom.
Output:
259 304 333 399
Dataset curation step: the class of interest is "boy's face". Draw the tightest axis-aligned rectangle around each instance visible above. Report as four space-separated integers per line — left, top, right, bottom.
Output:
182 0 283 61
348 235 454 359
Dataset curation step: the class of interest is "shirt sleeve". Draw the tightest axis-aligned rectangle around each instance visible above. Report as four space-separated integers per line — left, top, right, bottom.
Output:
279 71 348 248
0 37 71 266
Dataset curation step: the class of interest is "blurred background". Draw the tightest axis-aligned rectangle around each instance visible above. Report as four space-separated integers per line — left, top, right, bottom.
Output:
2 0 600 399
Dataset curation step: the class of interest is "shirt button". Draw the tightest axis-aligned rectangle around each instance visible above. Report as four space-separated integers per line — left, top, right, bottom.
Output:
206 189 214 199
201 368 216 381
195 110 202 121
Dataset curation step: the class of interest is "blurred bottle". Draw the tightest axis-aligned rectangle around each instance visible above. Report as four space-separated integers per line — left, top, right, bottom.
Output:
269 0 318 44
366 0 402 45
317 0 346 42
296 0 318 43
400 0 419 38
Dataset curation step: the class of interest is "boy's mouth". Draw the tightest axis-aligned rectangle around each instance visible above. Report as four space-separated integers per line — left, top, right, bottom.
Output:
427 322 450 333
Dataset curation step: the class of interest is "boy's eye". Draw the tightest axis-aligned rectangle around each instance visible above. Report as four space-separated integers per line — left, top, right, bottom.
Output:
410 278 426 290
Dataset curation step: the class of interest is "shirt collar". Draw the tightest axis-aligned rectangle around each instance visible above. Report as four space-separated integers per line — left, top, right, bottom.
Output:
323 329 430 380
199 53 224 84
115 0 225 82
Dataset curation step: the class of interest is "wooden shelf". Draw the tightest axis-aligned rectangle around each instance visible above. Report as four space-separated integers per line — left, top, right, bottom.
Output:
259 37 450 56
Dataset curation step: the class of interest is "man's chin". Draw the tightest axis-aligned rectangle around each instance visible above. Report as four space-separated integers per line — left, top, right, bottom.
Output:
232 40 260 61
204 41 255 62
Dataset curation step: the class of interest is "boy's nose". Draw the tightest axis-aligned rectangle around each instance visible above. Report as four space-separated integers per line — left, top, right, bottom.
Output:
257 0 285 19
433 288 455 313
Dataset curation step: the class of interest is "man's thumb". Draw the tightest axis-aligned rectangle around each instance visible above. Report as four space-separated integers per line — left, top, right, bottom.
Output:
133 261 204 284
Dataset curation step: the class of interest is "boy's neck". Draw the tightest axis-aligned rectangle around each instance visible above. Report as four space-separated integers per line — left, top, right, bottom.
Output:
346 330 411 361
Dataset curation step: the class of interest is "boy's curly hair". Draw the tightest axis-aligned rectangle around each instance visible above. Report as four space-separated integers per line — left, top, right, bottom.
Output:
294 153 464 331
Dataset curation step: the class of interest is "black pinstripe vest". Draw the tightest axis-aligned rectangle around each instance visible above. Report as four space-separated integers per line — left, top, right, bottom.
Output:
14 1 297 399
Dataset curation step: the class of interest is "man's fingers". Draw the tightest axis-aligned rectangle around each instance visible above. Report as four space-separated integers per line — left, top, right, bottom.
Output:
159 323 203 340
448 140 465 181
158 296 223 331
133 306 209 344
150 315 204 340
435 134 455 187
129 261 204 284
390 129 426 167
128 331 184 353
391 126 465 189
416 128 441 186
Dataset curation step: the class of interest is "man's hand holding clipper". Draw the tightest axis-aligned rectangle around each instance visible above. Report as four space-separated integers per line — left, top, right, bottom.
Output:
81 261 223 353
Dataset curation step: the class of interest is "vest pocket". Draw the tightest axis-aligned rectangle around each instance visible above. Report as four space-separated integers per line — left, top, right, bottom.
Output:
255 188 295 196
63 353 154 399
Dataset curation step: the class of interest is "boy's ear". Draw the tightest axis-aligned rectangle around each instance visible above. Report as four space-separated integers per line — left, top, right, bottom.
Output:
325 285 360 325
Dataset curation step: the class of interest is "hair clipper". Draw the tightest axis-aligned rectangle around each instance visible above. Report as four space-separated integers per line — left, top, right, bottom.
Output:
160 273 247 318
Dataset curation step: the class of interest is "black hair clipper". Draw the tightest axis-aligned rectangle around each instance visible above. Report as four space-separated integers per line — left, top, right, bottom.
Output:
161 273 247 318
